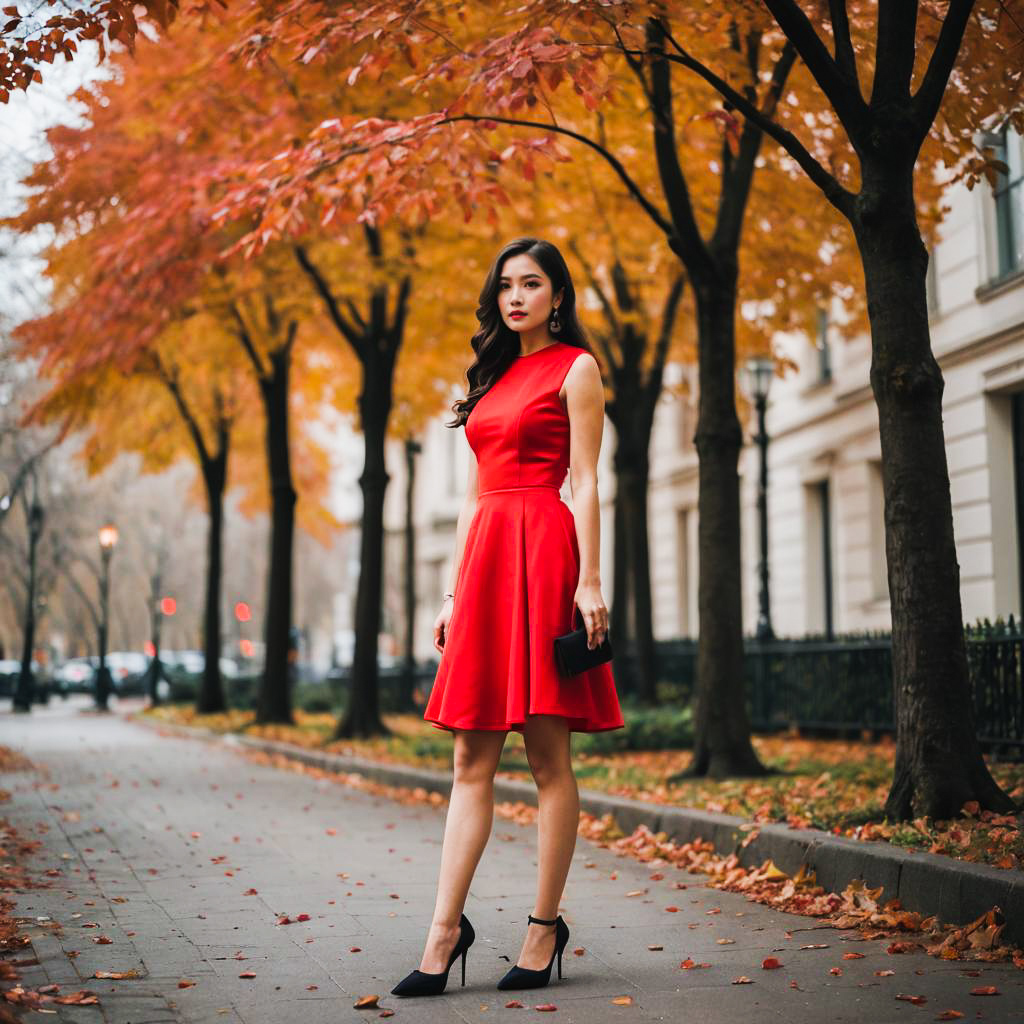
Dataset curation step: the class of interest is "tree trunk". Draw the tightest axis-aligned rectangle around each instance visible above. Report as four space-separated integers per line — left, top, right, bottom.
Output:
853 164 1015 819
684 279 767 778
196 445 227 715
609 432 658 703
256 347 296 724
400 438 421 711
335 349 393 739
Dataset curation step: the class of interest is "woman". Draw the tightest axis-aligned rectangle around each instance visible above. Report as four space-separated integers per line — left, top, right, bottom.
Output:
391 237 624 998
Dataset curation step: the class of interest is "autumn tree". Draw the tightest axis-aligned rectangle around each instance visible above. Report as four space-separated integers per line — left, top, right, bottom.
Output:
5 12 347 723
639 0 1022 816
219 1 876 775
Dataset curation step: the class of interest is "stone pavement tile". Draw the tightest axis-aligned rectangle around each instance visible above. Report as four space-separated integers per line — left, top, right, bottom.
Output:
5 699 1024 1024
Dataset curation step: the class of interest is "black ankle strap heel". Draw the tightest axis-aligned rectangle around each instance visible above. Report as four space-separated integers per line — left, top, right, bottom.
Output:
391 913 475 997
496 913 570 990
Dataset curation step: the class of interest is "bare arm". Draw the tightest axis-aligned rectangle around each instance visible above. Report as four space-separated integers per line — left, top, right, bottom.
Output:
435 439 478 653
564 353 610 648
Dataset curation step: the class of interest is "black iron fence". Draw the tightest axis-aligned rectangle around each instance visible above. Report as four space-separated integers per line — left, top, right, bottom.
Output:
653 618 1024 753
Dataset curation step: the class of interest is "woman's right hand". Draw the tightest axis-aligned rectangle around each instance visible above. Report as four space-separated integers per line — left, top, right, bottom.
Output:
433 598 454 654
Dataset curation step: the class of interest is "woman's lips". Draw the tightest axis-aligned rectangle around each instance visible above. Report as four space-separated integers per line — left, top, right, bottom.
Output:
509 312 527 319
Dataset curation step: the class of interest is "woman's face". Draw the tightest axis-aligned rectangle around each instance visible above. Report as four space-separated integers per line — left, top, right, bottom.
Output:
496 252 562 334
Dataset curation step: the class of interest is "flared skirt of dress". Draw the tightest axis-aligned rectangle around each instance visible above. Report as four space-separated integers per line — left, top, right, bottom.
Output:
424 486 625 734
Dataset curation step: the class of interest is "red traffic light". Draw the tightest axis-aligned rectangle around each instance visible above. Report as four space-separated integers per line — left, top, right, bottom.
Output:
234 601 251 623
160 597 176 616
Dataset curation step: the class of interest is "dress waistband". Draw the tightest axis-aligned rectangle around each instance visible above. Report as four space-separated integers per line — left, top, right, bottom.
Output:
478 484 561 496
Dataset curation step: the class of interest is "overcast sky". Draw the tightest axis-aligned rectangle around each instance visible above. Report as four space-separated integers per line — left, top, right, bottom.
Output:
0 42 105 331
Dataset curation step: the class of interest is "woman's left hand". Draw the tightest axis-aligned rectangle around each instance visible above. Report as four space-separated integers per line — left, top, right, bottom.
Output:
574 583 609 650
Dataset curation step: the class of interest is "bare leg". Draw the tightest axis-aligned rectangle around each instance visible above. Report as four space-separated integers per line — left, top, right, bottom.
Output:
515 714 578 970
418 727 507 972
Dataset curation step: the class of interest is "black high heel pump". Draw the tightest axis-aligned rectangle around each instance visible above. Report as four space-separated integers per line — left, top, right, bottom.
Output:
496 913 570 990
390 913 475 997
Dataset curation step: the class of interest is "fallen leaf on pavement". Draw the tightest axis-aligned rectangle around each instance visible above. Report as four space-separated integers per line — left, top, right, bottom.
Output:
238 972 256 979
970 986 999 995
647 945 663 951
800 944 829 950
829 967 842 976
717 938 735 945
896 994 927 1005
875 970 895 976
842 952 865 960
535 1004 557 1011
505 1000 524 1008
177 979 195 989
612 996 633 1005
93 971 138 980
732 976 753 984
354 994 380 1008
53 991 99 1005
935 1013 964 1020
762 957 783 969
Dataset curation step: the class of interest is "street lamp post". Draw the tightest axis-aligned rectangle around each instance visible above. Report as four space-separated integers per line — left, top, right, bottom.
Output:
742 357 776 642
95 523 118 711
13 497 45 712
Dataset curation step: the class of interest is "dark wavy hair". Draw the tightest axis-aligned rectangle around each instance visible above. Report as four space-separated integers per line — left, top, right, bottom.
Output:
447 237 595 429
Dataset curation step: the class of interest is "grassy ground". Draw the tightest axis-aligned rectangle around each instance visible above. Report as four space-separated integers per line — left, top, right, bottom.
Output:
140 705 1024 870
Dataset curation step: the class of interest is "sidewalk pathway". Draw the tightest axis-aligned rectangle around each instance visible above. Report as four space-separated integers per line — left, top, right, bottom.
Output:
0 697 1021 1023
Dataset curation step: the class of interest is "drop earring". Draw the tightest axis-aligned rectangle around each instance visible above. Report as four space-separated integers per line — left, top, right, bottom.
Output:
549 306 562 334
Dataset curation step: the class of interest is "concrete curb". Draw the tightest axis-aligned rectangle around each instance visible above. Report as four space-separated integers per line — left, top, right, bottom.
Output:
135 716 1024 947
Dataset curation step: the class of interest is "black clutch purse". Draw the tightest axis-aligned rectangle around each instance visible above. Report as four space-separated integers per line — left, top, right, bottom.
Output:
554 607 613 677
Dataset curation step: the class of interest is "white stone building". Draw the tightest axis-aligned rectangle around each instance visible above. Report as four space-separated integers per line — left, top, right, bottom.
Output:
369 126 1024 659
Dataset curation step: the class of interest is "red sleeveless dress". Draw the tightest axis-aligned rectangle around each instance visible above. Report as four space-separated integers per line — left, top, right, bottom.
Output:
424 340 625 734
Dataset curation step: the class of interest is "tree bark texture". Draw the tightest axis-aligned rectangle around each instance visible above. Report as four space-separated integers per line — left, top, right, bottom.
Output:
852 163 1015 819
686 281 766 778
335 347 394 738
196 443 228 715
255 346 297 724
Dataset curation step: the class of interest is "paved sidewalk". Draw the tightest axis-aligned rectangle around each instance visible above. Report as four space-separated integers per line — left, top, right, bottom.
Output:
0 698 1021 1023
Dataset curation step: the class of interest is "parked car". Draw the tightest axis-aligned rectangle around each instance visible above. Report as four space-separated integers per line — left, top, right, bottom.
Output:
104 651 148 694
0 659 21 697
162 651 240 679
0 659 50 699
54 657 98 694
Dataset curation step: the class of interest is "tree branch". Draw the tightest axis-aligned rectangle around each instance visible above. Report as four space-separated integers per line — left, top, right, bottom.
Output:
828 0 861 92
869 1 918 110
646 272 686 408
293 244 366 353
567 238 622 361
756 0 870 134
713 38 798 257
448 114 677 241
149 353 212 468
912 0 975 139
653 26 855 219
229 302 270 381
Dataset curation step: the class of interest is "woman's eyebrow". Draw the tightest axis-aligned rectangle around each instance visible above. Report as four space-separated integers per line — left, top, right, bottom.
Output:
499 273 543 281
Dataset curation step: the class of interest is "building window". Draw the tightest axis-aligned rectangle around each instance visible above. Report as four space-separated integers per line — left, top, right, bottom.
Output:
1012 393 1024 617
676 372 697 449
867 460 888 602
804 479 834 638
676 507 690 636
925 245 940 316
993 126 1024 278
815 307 832 383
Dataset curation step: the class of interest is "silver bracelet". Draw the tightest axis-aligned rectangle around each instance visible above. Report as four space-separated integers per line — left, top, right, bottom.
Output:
442 592 455 603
